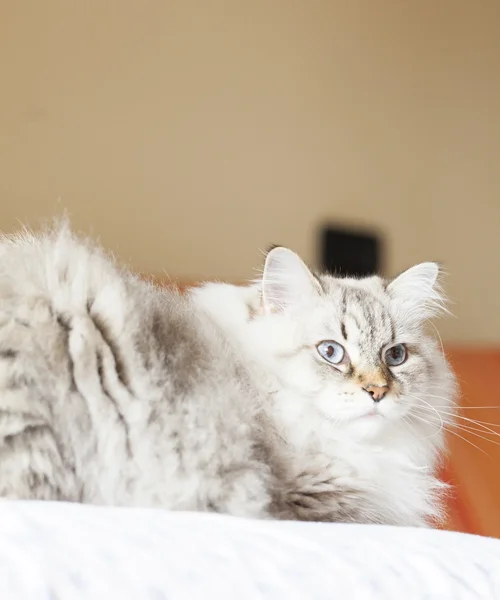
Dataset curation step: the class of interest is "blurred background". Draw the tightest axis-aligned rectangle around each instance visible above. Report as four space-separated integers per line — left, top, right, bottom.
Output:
1 1 500 535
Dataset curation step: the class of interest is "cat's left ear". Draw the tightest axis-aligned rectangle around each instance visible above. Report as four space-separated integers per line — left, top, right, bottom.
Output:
387 262 447 319
261 246 321 313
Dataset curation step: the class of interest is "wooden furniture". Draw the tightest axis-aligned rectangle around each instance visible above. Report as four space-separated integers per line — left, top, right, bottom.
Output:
442 349 500 538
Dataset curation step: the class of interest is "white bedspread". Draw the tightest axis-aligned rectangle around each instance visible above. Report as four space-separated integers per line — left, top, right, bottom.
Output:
0 501 498 599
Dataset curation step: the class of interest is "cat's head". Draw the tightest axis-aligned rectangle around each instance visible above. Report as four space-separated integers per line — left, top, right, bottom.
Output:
248 246 456 443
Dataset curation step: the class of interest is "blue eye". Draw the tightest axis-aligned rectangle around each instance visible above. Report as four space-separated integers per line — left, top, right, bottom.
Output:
385 344 407 366
317 340 346 365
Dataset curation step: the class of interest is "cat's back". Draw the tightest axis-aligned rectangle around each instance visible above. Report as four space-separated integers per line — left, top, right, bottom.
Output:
0 223 236 389
0 226 271 511
0 223 157 324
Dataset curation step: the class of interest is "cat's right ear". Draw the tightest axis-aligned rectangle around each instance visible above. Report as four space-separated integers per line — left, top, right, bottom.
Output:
261 246 321 313
387 262 447 320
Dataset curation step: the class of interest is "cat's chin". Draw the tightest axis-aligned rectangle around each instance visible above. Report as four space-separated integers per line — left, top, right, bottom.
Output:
342 413 388 439
333 403 409 438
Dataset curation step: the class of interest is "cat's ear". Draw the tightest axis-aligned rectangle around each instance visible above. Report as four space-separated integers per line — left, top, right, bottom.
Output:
387 262 447 319
261 246 321 313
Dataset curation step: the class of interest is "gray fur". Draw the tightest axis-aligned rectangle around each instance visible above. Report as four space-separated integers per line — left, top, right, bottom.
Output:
0 226 456 525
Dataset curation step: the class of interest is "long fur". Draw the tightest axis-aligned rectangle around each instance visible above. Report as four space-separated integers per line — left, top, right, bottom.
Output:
0 225 457 525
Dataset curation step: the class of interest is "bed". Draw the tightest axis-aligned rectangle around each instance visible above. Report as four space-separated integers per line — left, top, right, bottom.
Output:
1 501 499 599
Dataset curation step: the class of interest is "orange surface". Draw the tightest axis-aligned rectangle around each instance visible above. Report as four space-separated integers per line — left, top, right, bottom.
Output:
442 349 500 538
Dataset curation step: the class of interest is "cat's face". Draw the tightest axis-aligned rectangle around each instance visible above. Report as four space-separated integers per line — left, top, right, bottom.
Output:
250 247 456 441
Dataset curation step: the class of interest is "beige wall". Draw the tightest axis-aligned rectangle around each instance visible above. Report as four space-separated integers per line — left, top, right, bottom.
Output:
1 1 499 343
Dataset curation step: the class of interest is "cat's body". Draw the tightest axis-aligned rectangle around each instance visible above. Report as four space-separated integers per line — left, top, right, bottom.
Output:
0 225 456 525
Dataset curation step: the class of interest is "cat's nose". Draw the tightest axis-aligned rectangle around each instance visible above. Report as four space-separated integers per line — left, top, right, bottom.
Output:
363 384 389 402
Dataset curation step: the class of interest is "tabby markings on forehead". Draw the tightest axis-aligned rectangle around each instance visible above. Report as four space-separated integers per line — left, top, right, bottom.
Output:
340 286 398 348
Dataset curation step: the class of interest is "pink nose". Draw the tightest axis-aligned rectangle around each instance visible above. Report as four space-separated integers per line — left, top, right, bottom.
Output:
363 384 389 402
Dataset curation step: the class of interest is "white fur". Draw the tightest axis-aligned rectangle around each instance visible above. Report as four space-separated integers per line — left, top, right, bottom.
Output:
261 247 321 312
193 250 456 526
0 225 456 526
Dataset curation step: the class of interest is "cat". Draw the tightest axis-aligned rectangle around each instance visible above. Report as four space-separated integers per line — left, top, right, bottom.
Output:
0 223 456 525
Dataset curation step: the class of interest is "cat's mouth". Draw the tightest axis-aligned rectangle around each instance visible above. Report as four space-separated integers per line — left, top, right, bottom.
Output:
359 406 384 419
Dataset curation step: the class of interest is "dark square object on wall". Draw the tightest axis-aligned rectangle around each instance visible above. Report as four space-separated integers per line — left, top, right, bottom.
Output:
320 226 382 277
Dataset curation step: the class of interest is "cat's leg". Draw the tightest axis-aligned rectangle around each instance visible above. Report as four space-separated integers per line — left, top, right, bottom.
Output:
270 453 369 522
206 462 273 519
0 416 77 501
271 453 434 525
0 308 78 501
270 452 407 524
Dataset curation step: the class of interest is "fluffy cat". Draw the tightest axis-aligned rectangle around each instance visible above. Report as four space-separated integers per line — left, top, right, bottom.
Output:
0 224 456 525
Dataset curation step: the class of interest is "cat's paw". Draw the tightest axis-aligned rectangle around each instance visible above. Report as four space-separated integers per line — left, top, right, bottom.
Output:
280 454 365 522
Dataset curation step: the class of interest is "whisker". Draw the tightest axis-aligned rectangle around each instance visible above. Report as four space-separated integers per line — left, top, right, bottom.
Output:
443 427 490 456
408 408 444 435
432 406 500 410
446 423 500 447
449 414 500 431
400 415 421 440
427 320 445 356
407 396 445 431
412 413 489 456
440 419 500 437
403 413 443 440
410 405 500 450
423 390 499 411
416 392 459 406
403 391 499 456
411 405 500 434
418 391 455 400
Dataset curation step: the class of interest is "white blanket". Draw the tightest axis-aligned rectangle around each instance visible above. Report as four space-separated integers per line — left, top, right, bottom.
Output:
0 501 498 599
